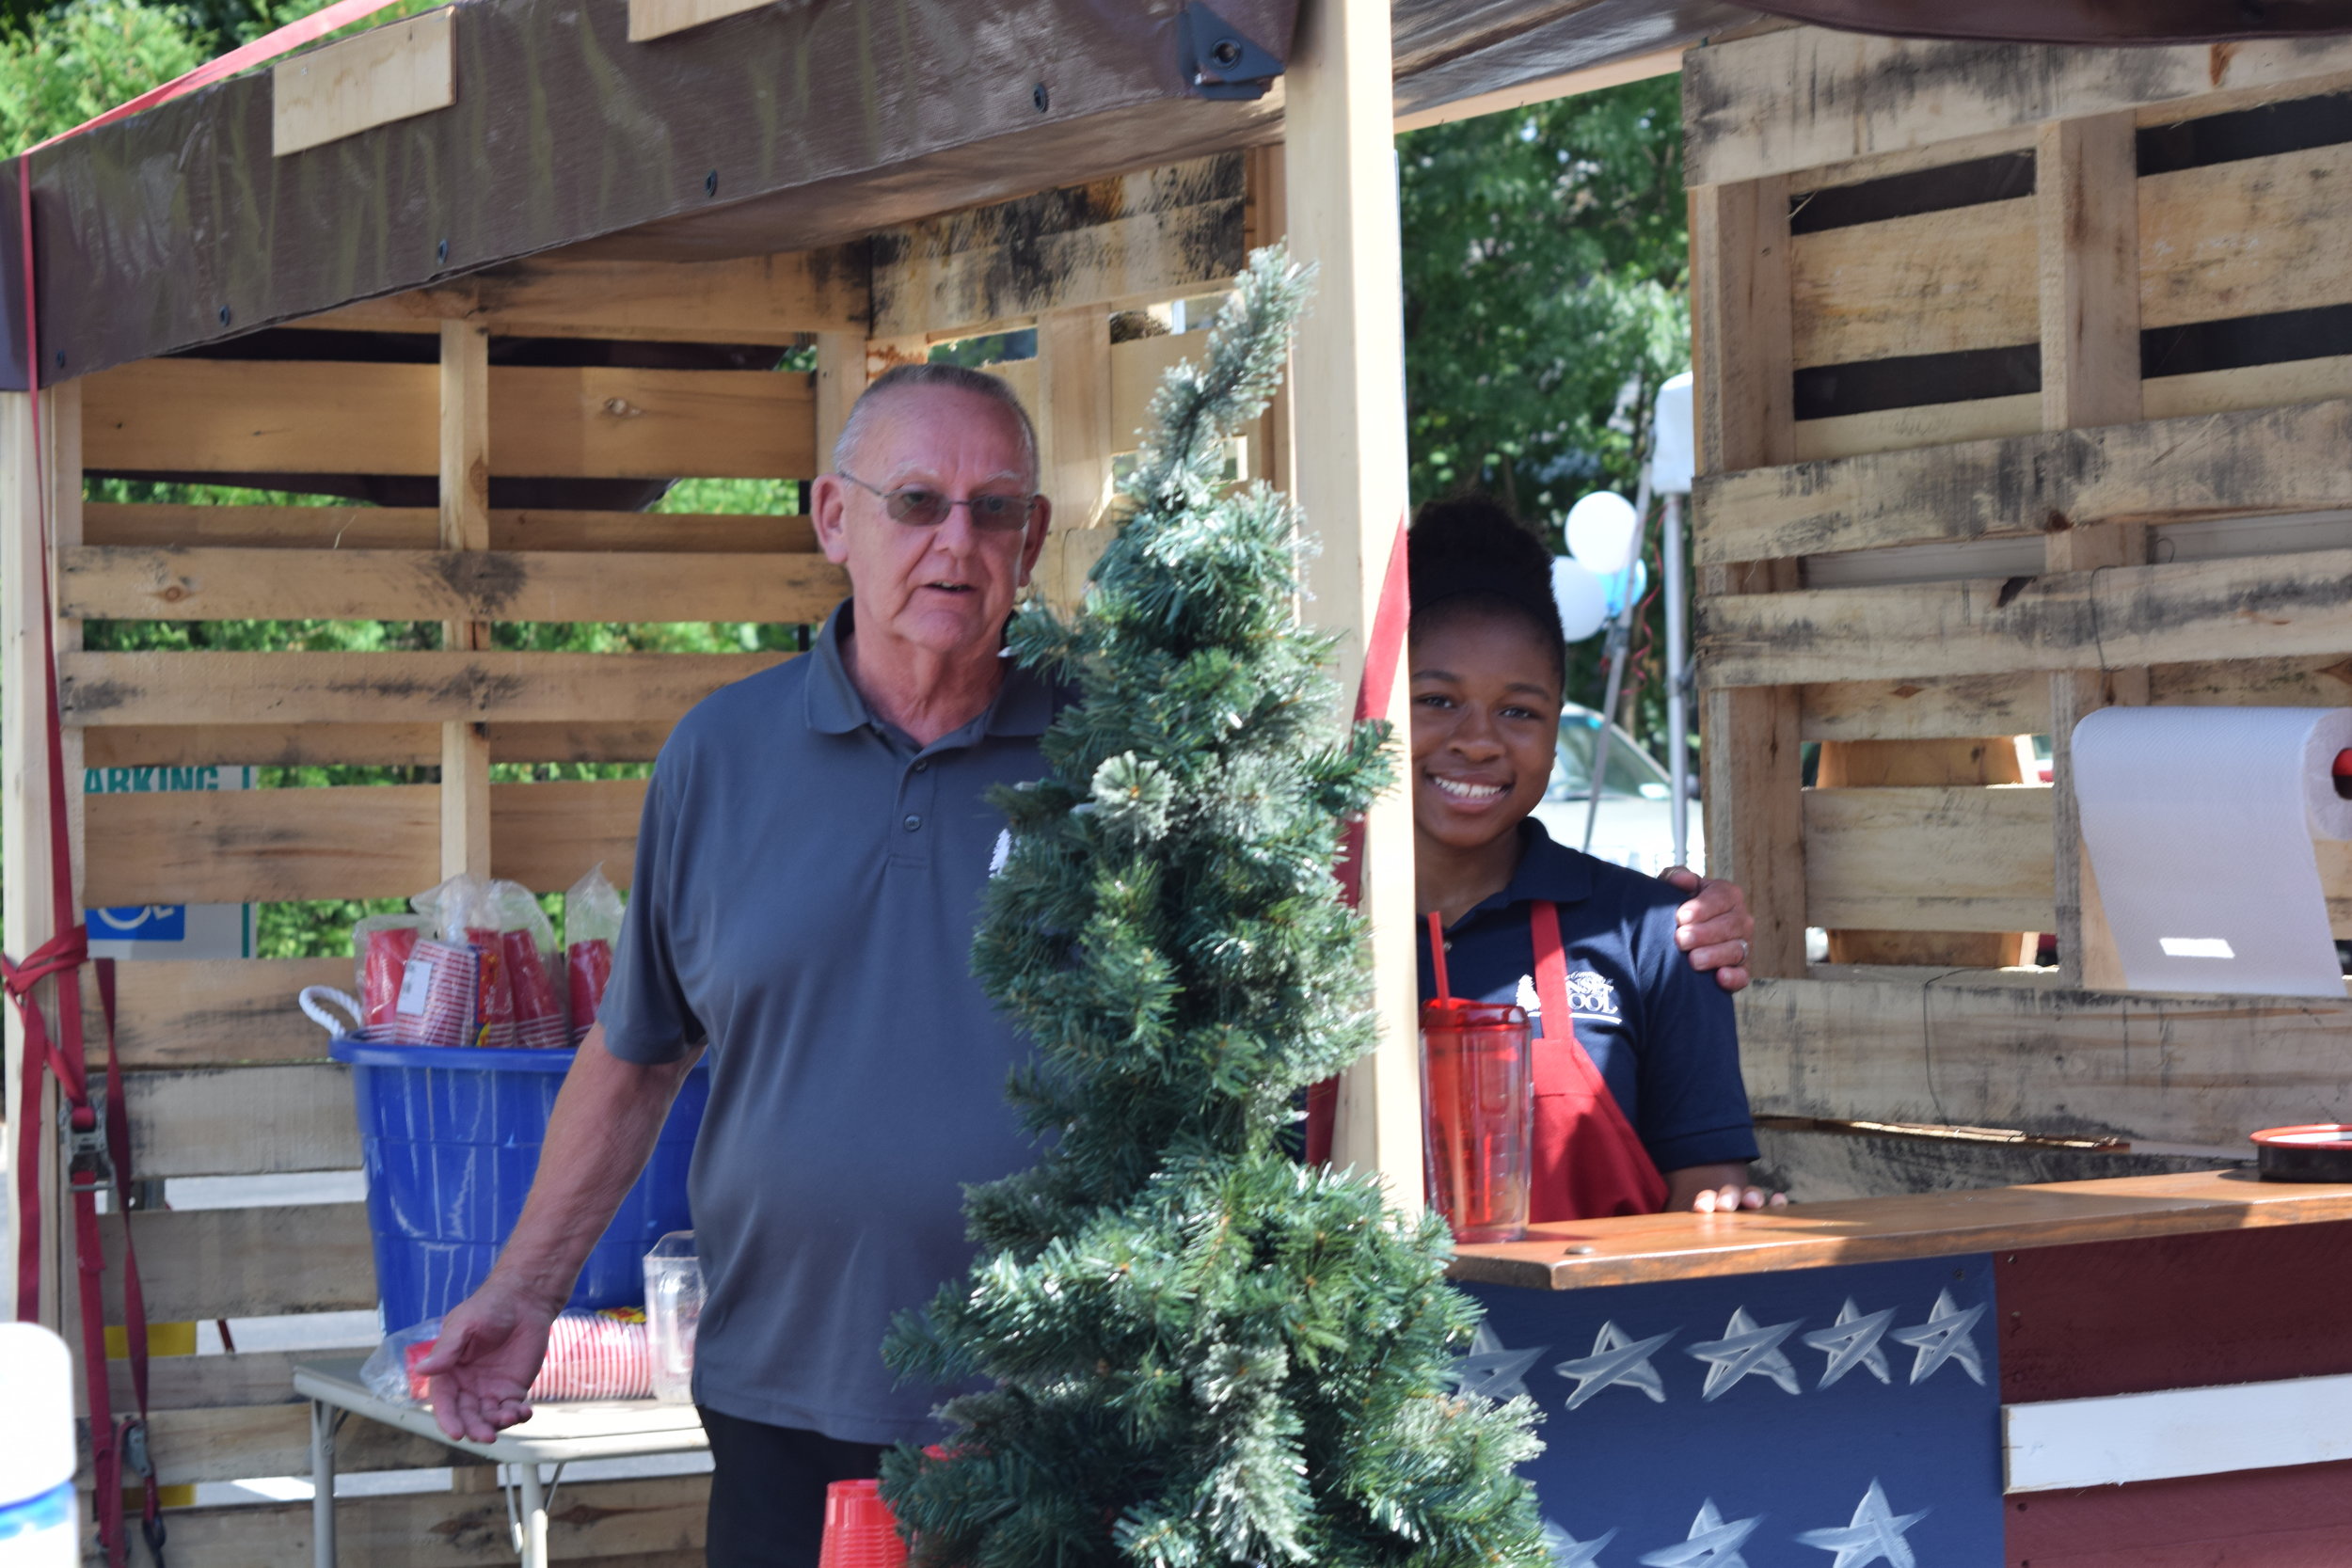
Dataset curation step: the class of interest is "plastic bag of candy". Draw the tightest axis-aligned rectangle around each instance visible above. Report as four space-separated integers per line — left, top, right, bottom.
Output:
360 1307 653 1405
564 864 626 1044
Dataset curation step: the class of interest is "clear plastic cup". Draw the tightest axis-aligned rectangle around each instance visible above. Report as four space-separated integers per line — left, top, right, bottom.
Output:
1420 1000 1534 1243
642 1230 703 1404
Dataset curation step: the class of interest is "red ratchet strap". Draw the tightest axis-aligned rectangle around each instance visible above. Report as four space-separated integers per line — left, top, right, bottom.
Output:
1309 511 1410 1165
10 4 405 1558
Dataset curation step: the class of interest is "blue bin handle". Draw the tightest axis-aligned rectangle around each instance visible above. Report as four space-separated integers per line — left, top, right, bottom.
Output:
300 985 365 1039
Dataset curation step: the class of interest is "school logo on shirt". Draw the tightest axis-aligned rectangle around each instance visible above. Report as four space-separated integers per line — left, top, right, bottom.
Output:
1518 971 1622 1022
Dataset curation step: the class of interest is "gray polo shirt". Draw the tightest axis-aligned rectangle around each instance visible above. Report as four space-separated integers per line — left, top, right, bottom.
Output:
599 603 1054 1444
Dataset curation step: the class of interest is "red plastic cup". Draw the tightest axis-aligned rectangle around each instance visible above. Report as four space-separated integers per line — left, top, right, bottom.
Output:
818 1480 908 1568
1421 999 1534 1243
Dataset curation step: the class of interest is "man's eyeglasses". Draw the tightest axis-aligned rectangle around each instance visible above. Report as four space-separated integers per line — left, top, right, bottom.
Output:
835 471 1040 531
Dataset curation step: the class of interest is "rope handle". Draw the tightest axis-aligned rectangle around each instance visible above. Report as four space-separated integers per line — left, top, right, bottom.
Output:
298 986 365 1039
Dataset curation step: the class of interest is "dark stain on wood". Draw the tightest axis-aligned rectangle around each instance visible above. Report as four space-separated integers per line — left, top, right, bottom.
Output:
430 550 532 616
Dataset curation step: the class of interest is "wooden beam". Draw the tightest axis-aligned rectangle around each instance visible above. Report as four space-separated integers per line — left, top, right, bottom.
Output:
1698 546 2352 689
1393 45 1685 134
1788 196 2034 370
60 650 787 727
1286 0 1422 1207
1736 974 2352 1150
82 502 819 554
812 330 864 474
1034 305 1115 615
2040 112 2147 991
628 0 765 43
84 360 819 479
1691 173 1805 975
124 1065 358 1179
1 386 76 1334
869 154 1244 340
108 1205 374 1321
85 719 677 769
85 777 649 906
296 245 869 341
1244 143 1293 498
272 7 453 157
61 546 848 624
1683 28 2352 187
440 322 493 881
1803 673 2052 743
1695 399 2352 567
98 958 351 1069
1804 784 2056 932
1817 740 2034 966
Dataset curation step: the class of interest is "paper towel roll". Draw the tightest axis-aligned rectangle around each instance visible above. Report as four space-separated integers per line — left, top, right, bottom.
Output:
2073 706 2352 997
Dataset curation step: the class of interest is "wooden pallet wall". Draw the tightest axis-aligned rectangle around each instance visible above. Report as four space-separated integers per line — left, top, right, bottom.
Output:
1682 29 2352 1165
3 151 1258 1567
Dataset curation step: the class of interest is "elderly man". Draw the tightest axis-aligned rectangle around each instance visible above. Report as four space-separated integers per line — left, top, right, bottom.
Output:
418 363 1755 1568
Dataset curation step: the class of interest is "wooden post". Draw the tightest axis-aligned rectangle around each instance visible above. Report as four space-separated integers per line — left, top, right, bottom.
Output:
2 382 81 1335
1032 305 1116 613
2038 112 2146 990
1286 0 1421 1205
1690 176 1806 976
439 322 492 880
1244 144 1293 497
813 331 865 474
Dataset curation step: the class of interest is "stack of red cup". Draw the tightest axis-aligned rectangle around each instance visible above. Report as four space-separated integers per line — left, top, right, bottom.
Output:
817 1480 907 1568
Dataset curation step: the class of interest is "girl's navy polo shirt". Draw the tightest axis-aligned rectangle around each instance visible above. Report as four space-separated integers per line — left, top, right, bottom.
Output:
1425 820 1759 1175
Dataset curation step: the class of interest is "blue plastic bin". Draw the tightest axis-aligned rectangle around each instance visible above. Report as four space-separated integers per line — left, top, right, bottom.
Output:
329 1037 707 1333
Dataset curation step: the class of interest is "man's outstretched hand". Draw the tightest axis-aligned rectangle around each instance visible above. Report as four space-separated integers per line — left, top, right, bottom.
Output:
1662 866 1755 994
412 1277 559 1442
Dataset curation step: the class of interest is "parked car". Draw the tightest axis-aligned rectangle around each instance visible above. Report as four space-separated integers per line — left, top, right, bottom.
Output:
1531 704 1706 878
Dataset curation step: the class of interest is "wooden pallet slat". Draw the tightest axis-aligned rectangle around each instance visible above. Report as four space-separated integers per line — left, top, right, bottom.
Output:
1700 545 2352 689
100 959 353 1069
126 1064 357 1178
1700 398 2352 567
83 361 818 480
492 777 649 893
1788 197 2035 370
159 1476 707 1568
1804 784 2057 933
62 546 849 624
109 1204 373 1322
62 650 788 727
86 719 676 769
2139 140 2352 331
83 503 819 555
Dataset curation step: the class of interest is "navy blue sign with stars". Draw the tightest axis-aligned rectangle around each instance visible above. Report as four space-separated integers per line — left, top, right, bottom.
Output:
1456 1255 2001 1568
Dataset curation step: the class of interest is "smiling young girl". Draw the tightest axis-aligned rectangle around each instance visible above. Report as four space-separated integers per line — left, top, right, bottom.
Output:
1409 497 1779 1216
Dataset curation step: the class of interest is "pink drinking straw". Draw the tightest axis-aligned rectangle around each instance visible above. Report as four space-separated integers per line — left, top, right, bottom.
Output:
1426 911 1451 1004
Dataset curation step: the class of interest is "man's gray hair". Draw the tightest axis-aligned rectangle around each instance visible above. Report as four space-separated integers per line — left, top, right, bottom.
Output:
831 362 1041 487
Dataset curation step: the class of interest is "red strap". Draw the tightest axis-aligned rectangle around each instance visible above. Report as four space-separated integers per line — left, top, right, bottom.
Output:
1308 512 1410 1165
1529 901 1668 1219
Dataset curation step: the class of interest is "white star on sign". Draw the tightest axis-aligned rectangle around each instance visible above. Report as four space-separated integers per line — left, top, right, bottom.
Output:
1800 1298 1896 1390
1684 1307 1803 1402
1889 1289 1987 1386
1637 1499 1762 1568
1542 1517 1619 1567
1554 1321 1675 1410
1794 1479 1929 1568
1451 1322 1548 1402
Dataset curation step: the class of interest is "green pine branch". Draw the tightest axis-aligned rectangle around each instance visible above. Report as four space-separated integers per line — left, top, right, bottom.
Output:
882 245 1549 1568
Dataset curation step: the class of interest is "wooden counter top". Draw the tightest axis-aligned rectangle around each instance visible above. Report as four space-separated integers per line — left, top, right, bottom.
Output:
1447 1170 2352 1291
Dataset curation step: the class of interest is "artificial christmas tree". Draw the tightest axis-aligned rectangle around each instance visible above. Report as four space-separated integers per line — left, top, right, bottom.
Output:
881 247 1549 1568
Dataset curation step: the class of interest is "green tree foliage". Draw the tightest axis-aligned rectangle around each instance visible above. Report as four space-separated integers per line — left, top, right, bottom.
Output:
880 249 1546 1568
0 0 200 151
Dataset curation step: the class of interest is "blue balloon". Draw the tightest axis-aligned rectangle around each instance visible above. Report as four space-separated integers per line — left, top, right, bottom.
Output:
1601 555 1649 617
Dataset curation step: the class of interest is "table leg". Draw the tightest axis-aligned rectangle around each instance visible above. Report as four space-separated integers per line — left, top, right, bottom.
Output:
309 1401 337 1568
516 1464 548 1568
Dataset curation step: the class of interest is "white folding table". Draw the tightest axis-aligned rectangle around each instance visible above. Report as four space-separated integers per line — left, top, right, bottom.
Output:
293 1356 707 1568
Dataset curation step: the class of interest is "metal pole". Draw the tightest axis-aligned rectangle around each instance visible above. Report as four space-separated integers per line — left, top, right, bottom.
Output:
1581 472 1652 857
1662 492 1691 871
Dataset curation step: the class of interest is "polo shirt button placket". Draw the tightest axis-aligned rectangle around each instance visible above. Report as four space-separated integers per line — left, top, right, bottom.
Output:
903 814 923 832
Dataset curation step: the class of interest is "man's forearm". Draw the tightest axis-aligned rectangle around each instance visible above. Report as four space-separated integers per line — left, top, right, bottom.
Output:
486 1024 700 1310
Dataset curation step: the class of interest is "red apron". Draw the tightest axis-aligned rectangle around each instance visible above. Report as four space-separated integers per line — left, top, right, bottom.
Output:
1527 900 1669 1221
1304 902 1668 1221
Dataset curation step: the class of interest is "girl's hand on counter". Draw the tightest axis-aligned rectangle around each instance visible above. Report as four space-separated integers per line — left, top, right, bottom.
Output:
1665 1162 1789 1212
1692 1182 1788 1212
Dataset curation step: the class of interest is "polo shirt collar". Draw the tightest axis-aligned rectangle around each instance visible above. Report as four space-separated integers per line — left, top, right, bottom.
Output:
803 600 1056 739
1464 819 1595 922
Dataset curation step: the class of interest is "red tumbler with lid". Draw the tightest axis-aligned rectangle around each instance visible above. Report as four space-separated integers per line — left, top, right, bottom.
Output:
1419 913 1534 1243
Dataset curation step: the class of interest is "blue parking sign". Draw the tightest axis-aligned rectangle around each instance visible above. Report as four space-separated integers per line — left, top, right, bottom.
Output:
88 905 188 942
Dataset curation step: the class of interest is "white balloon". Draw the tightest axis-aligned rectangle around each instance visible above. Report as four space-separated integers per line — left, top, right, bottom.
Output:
1565 490 1641 575
1550 558 1609 642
